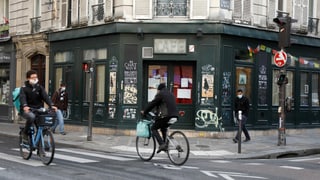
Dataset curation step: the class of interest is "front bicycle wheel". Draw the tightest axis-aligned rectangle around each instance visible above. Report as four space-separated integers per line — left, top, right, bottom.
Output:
167 131 190 166
19 129 32 160
136 136 156 161
39 129 55 165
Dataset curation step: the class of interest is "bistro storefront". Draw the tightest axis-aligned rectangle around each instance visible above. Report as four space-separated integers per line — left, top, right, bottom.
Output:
0 22 15 122
48 22 320 132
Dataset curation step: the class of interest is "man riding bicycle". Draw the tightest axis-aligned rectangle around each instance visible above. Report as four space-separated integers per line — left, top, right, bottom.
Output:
141 83 179 153
20 70 57 141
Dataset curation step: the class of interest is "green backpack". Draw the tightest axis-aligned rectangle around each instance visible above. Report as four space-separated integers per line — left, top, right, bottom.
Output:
12 87 21 113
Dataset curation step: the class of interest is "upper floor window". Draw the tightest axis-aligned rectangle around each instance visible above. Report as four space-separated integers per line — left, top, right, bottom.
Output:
34 0 41 17
233 0 252 24
0 0 9 21
155 0 187 17
293 0 309 30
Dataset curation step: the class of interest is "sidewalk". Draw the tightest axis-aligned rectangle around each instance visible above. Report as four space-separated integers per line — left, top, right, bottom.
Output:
1 122 320 160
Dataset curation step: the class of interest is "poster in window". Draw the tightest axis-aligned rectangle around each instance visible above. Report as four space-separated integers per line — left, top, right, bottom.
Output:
239 73 247 85
201 74 214 97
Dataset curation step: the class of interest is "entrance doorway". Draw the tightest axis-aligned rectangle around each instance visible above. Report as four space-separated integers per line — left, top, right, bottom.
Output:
31 54 46 87
144 62 196 129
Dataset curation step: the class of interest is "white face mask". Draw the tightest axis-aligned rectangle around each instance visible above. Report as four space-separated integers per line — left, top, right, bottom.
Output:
237 95 243 99
29 78 39 85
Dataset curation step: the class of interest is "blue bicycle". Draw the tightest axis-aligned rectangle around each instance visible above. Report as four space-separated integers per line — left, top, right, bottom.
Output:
19 108 56 165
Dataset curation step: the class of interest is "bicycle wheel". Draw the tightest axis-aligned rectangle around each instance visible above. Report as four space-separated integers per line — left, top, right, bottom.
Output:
167 131 190 166
136 136 156 161
39 129 55 165
19 129 32 160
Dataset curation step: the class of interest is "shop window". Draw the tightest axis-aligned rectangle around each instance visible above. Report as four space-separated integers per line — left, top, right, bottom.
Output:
173 65 193 104
83 48 107 60
0 65 9 104
236 67 252 103
54 51 73 63
300 72 309 106
312 73 320 107
54 67 63 90
147 65 167 102
272 70 294 106
96 65 105 102
234 49 253 63
299 57 320 69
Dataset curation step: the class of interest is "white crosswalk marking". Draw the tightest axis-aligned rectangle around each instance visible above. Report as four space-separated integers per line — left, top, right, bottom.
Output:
0 152 47 167
54 154 98 163
191 150 234 156
280 166 304 170
0 167 6 170
289 157 320 162
56 148 136 161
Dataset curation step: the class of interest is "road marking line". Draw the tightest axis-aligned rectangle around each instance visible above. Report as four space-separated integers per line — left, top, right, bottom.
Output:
245 163 265 165
56 148 136 161
289 157 320 162
54 154 98 163
0 152 46 167
12 148 96 164
280 166 304 170
111 146 165 160
210 160 231 163
191 150 235 156
0 167 6 170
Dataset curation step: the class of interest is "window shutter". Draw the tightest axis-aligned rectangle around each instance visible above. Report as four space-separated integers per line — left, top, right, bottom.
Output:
190 0 209 19
134 0 152 19
61 0 67 27
293 0 302 24
71 0 78 24
233 0 242 19
243 0 251 22
301 0 309 27
105 0 113 18
267 0 277 27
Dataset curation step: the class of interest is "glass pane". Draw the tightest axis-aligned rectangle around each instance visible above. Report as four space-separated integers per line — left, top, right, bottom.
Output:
300 73 309 106
173 65 193 104
272 70 280 106
147 65 167 102
96 65 105 102
236 67 252 103
54 68 63 90
0 65 10 104
312 73 320 106
235 49 253 63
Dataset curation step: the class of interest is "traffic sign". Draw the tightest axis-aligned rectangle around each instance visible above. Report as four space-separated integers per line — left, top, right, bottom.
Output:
274 51 287 67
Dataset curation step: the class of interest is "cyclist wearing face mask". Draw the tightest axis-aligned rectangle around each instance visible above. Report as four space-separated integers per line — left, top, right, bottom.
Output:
20 70 57 141
233 89 251 143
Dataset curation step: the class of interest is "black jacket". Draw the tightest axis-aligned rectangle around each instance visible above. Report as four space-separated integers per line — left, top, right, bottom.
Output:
235 96 250 117
143 88 179 118
19 81 54 111
52 88 68 110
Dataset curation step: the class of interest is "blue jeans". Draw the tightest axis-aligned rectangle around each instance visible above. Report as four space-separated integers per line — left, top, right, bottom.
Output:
52 109 64 133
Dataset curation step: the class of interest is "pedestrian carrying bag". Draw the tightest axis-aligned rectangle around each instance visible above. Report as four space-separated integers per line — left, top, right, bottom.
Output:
136 120 151 137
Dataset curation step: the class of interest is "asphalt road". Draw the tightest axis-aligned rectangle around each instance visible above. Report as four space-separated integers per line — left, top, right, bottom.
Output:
1 135 319 180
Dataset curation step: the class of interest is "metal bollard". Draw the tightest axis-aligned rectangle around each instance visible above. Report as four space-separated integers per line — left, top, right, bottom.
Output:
238 110 242 153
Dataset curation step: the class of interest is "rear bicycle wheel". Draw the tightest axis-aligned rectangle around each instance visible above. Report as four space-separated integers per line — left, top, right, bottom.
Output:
136 136 156 161
39 129 55 165
19 129 32 160
167 131 190 166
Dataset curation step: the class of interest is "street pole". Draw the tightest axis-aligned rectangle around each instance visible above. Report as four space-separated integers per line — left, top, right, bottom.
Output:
87 59 95 141
278 69 286 146
238 110 242 153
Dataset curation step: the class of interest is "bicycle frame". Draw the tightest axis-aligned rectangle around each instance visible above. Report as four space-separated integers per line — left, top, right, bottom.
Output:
29 126 45 150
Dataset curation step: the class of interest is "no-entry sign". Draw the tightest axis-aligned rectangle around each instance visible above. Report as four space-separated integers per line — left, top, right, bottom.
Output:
274 51 287 67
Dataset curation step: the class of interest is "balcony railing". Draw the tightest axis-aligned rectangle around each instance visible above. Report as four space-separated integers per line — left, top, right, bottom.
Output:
155 0 187 17
92 3 105 23
308 17 319 36
31 17 41 33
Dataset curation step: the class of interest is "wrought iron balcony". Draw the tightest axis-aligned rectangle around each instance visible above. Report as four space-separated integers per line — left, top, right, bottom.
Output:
155 0 187 17
30 17 41 33
308 17 319 36
92 3 105 23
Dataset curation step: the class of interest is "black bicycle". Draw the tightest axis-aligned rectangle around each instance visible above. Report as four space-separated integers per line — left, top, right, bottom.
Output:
19 108 56 165
136 112 190 165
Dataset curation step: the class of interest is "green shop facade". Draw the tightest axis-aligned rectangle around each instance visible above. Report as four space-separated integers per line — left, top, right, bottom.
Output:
48 22 320 132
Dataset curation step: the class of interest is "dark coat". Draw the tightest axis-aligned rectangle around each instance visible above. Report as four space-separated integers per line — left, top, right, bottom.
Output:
143 88 179 118
51 88 68 110
235 96 250 117
19 81 53 111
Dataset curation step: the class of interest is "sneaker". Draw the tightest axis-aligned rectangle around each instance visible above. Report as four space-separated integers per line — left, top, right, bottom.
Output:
232 138 238 143
157 143 168 153
60 132 66 135
243 139 251 142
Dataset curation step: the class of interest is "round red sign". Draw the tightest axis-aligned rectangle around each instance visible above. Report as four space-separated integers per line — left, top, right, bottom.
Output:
274 51 287 67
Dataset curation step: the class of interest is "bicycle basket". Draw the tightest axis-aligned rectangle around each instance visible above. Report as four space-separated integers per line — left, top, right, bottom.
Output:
36 114 56 126
136 120 151 138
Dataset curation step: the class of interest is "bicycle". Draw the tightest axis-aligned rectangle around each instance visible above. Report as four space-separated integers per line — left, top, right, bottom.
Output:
19 108 56 165
136 112 190 166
